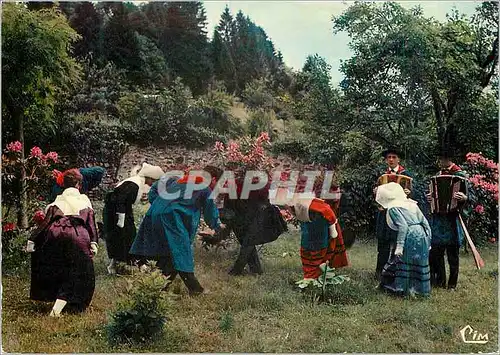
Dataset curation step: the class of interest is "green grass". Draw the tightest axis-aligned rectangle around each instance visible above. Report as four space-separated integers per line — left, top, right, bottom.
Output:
2 203 498 353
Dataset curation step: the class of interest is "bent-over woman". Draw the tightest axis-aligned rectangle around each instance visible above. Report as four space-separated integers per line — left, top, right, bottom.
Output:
375 182 431 297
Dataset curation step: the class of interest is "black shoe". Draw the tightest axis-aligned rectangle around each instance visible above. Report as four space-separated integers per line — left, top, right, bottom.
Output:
228 268 247 276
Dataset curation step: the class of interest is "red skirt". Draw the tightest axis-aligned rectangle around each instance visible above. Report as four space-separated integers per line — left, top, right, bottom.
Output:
300 226 349 279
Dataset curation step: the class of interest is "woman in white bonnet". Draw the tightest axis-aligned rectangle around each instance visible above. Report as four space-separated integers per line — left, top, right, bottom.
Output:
102 162 164 274
375 182 432 297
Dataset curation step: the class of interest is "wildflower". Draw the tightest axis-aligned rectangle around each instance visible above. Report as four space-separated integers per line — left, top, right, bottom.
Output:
2 222 16 232
30 146 43 158
44 151 59 163
214 141 225 152
6 141 22 153
33 210 46 225
474 205 485 214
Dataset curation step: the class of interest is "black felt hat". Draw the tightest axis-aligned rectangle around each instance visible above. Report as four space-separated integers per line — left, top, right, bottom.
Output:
438 148 455 160
382 147 402 159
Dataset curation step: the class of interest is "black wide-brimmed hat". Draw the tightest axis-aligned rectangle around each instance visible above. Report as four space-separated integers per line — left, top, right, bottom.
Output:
382 147 402 158
438 148 455 160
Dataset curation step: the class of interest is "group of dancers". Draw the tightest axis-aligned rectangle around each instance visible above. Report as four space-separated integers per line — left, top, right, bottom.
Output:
26 148 474 316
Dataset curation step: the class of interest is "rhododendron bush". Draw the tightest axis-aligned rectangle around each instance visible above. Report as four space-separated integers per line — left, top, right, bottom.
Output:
2 141 58 222
463 152 499 246
213 132 275 180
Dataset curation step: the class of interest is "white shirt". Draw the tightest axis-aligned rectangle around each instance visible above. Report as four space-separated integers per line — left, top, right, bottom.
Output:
389 165 400 174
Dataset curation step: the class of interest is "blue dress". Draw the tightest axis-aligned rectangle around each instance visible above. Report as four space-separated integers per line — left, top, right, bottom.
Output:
130 178 220 273
380 206 432 296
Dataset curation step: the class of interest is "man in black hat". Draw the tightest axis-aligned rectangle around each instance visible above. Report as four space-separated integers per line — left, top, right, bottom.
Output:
426 150 471 290
374 148 413 278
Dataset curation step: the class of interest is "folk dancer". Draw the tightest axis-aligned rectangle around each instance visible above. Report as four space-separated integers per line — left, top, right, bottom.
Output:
375 183 431 297
130 166 226 295
374 148 413 278
274 188 349 279
27 169 99 316
221 178 288 276
51 166 106 200
103 162 164 274
426 151 471 290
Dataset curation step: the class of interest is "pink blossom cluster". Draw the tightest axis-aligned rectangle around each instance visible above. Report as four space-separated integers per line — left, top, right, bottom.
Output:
469 174 499 201
44 151 59 163
29 146 59 162
6 141 22 153
2 222 16 232
33 210 46 225
30 146 43 158
4 142 59 163
466 152 499 181
474 204 485 214
213 132 274 175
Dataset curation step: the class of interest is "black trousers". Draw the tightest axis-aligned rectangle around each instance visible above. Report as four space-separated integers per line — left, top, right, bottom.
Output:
376 239 393 277
156 256 204 295
230 244 263 275
429 244 460 288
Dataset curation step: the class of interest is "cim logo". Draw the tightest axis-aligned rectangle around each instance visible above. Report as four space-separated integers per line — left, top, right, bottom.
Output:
460 325 489 344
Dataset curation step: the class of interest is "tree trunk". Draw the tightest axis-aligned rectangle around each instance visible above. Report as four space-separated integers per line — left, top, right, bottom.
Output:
16 112 29 229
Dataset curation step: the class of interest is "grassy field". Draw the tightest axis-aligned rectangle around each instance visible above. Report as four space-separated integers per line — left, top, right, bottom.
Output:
2 203 498 353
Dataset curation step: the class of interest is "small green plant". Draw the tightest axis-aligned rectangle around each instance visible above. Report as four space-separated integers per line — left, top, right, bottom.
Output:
106 262 169 344
219 311 234 332
296 262 350 304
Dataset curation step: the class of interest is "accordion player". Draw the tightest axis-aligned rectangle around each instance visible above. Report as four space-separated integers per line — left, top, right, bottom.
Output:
377 174 413 191
429 175 468 214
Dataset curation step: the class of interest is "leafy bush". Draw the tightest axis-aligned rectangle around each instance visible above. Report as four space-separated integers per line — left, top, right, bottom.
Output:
106 265 169 344
247 109 276 139
272 137 310 160
462 152 499 246
59 114 129 181
65 60 126 118
183 124 228 148
117 82 191 145
241 78 275 110
1 226 30 275
189 87 242 136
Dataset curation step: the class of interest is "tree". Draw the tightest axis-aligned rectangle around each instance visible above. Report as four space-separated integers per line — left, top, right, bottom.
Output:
63 2 104 62
333 1 498 160
2 4 81 228
146 2 212 95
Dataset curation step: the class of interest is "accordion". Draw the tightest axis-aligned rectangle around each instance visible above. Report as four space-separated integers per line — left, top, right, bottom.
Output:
377 174 413 191
429 175 468 214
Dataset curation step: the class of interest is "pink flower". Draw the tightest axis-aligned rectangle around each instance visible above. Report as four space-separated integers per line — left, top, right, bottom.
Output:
6 141 22 153
29 146 43 158
44 151 59 163
474 205 485 214
2 222 16 232
214 141 225 152
256 132 270 145
33 210 46 225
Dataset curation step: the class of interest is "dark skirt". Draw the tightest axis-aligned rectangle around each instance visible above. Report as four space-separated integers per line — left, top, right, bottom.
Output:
226 202 287 246
103 192 136 262
30 219 95 312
